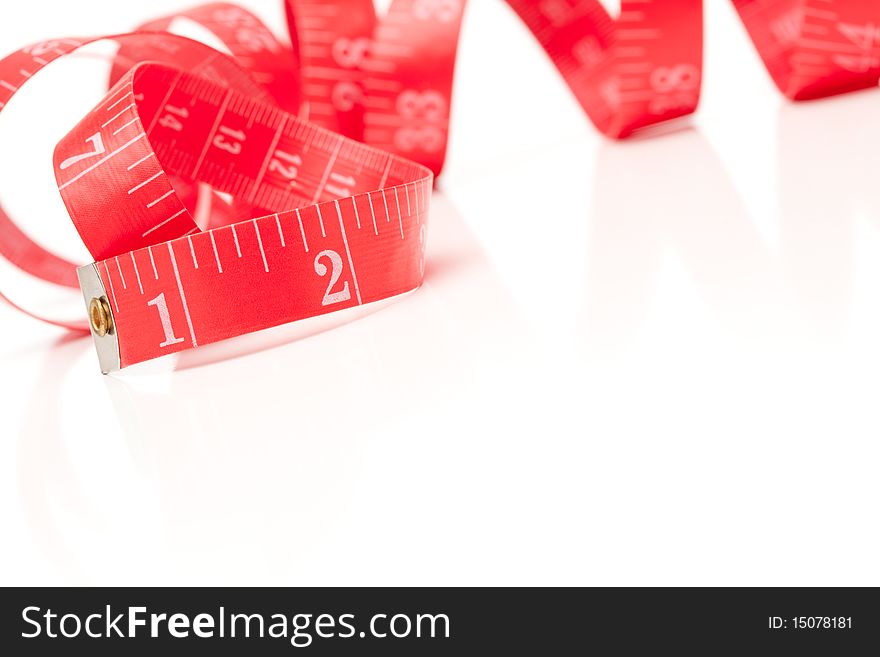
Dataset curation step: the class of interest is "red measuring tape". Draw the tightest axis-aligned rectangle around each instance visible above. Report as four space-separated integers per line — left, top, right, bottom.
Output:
1 0 878 372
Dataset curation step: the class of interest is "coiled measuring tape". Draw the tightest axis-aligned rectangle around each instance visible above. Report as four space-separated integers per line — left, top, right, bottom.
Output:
1 0 877 372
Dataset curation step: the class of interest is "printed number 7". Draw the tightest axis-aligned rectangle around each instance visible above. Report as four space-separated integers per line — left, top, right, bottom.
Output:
59 133 106 170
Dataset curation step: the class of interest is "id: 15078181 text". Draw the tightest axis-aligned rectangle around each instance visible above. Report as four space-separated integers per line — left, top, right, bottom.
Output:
768 617 852 630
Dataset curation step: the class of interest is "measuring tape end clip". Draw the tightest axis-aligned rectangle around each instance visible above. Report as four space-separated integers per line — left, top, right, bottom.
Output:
77 263 120 374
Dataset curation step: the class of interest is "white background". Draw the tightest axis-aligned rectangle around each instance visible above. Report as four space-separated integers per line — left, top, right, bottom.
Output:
1 0 879 586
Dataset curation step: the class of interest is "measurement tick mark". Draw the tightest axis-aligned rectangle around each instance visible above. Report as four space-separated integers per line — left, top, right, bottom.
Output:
103 262 119 313
188 236 198 269
335 200 362 305
209 231 223 273
147 190 175 208
368 192 379 235
130 252 143 294
167 243 198 348
115 257 127 289
148 246 158 279
106 92 133 112
352 196 362 229
112 117 140 136
316 205 327 238
232 224 242 257
254 220 269 272
129 171 163 195
394 187 404 239
296 210 309 252
127 152 155 171
275 214 286 247
101 103 135 128
143 209 187 237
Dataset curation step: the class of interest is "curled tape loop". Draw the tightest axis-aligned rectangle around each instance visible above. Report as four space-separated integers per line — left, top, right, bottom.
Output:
0 0 877 368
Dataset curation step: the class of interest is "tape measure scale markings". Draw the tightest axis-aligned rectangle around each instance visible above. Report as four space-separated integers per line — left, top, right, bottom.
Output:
0 0 877 372
64 58 432 372
2 32 432 372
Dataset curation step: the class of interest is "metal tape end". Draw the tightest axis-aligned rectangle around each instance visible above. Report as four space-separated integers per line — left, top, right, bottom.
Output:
76 263 121 374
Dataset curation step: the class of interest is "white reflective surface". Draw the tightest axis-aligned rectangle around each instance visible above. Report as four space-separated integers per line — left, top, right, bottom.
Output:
1 1 879 585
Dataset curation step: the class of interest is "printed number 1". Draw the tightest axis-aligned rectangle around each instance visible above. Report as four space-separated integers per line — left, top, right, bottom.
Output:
148 292 185 347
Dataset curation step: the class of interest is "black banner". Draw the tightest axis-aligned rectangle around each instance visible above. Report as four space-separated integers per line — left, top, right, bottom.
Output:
1 587 877 654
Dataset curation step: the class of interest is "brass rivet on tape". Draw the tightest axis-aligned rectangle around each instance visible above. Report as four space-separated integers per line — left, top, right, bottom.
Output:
89 297 113 337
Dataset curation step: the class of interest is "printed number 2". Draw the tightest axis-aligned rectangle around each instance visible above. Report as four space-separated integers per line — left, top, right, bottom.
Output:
59 133 105 170
314 250 351 306
148 292 185 347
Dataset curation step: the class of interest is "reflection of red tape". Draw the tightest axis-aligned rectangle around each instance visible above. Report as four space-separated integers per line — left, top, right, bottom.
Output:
0 0 877 369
